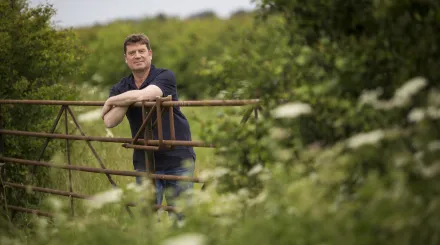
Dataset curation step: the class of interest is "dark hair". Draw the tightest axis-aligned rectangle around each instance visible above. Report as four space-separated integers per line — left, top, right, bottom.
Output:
123 33 151 54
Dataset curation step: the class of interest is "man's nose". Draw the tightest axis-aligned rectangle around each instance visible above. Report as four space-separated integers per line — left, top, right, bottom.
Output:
134 51 141 58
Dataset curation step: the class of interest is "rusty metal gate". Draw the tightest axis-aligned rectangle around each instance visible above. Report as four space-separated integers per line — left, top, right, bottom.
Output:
0 97 260 218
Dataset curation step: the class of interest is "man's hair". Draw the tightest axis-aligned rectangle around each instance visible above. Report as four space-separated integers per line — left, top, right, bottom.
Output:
123 33 151 54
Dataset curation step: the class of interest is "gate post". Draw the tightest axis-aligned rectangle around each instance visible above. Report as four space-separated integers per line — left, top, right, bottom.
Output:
0 104 3 156
142 102 156 188
0 104 8 221
64 106 74 217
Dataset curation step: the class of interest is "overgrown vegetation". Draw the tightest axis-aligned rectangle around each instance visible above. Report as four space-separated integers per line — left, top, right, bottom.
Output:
2 0 440 244
0 0 84 216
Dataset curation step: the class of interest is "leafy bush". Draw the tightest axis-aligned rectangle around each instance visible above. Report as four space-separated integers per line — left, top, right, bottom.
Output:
0 0 85 217
199 0 440 188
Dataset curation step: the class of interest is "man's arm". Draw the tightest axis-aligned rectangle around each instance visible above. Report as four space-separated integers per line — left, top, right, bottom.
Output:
102 104 128 128
106 85 163 107
102 85 163 128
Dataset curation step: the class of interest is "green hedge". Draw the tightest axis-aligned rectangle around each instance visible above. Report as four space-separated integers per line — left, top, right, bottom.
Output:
0 0 85 218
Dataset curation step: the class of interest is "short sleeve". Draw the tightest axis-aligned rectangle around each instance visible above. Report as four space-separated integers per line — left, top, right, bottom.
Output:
150 70 176 97
109 85 121 98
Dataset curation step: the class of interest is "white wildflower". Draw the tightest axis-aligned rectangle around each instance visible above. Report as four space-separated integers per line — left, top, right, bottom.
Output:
248 164 263 176
126 181 150 193
77 109 102 123
176 219 187 228
126 182 138 191
394 77 427 102
360 77 428 110
51 228 59 235
198 169 212 181
359 88 383 106
217 217 236 226
277 149 292 161
87 188 123 209
216 90 229 99
428 141 440 151
37 217 48 229
270 127 290 140
265 202 280 218
162 233 207 245
48 197 63 211
247 190 268 207
234 88 246 97
237 188 250 198
212 167 229 177
209 193 242 216
272 102 312 118
347 130 384 149
394 156 410 168
198 167 229 181
427 106 440 119
408 108 425 122
105 128 114 137
428 89 440 106
193 189 215 204
419 161 440 178
257 171 272 181
414 151 425 163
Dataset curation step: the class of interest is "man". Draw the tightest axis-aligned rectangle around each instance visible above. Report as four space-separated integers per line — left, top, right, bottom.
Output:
101 33 196 207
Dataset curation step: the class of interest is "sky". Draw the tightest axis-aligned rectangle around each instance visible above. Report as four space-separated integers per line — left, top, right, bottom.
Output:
28 0 257 28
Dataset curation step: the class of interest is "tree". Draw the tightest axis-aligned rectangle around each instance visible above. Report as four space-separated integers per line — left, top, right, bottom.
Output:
0 0 85 216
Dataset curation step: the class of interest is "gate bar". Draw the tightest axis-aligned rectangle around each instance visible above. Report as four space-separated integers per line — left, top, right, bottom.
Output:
64 106 74 216
4 182 88 199
66 107 117 187
3 182 176 212
7 205 54 217
31 106 65 177
131 104 156 145
0 99 260 107
0 157 202 183
0 129 213 147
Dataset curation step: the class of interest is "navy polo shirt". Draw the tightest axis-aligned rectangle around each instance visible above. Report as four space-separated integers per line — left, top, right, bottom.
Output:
109 65 196 171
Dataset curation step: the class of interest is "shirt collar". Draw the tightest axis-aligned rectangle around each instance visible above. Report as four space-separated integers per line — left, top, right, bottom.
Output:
127 64 157 89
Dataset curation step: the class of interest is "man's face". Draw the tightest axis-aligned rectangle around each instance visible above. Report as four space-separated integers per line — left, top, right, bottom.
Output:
124 42 152 72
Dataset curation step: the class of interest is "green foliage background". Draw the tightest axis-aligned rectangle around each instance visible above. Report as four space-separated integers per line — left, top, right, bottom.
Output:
72 12 254 99
1 0 440 244
0 0 85 218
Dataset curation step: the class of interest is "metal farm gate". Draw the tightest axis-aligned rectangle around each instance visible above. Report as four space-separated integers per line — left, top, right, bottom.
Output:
0 97 259 218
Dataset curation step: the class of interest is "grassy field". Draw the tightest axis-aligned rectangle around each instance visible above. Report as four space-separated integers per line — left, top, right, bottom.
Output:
35 86 225 218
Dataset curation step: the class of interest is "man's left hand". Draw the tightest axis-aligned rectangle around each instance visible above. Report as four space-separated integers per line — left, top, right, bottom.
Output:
101 101 113 120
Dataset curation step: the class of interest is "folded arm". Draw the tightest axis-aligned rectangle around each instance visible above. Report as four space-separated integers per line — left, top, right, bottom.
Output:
102 85 163 128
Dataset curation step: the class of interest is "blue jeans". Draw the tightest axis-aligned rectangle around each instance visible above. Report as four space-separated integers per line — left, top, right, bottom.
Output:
136 159 195 206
